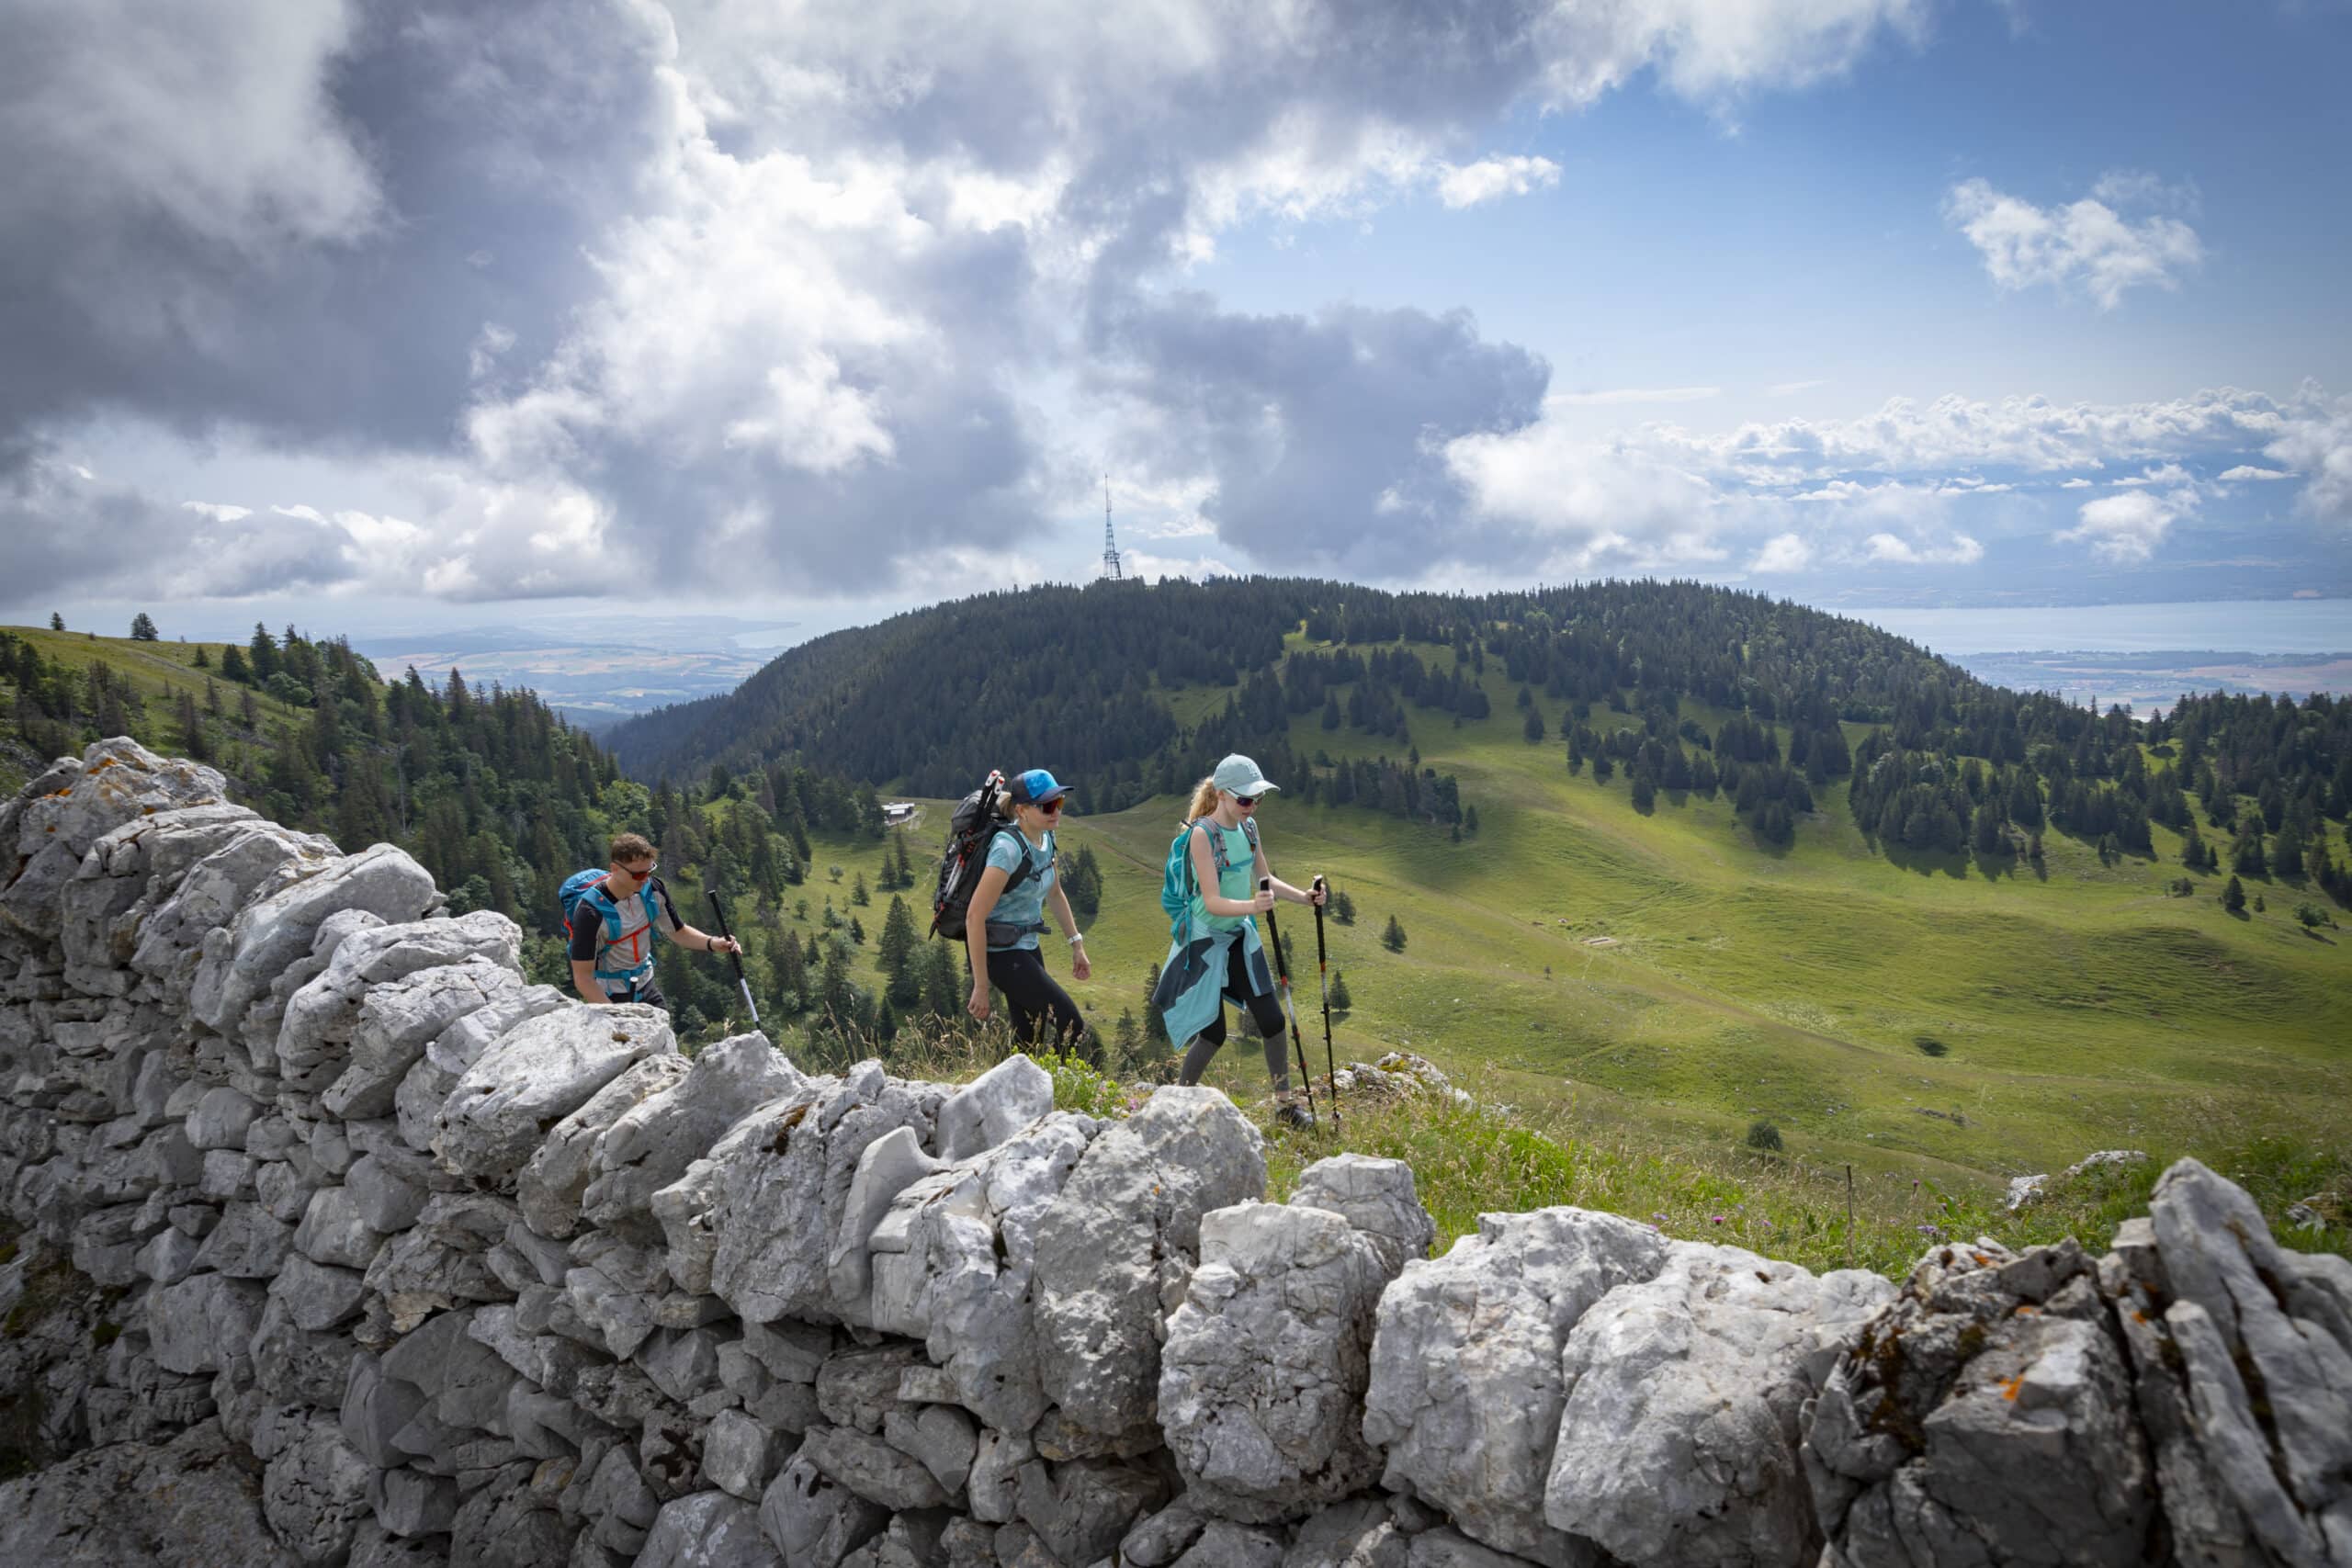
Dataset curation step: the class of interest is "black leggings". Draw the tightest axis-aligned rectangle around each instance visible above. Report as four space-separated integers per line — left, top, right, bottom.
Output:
1179 941 1290 1091
985 947 1085 1052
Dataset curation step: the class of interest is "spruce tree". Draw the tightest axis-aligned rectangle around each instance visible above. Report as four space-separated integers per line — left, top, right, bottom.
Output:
1143 963 1170 1044
1329 970 1352 1011
2223 874 2247 913
130 612 160 641
1381 915 1408 953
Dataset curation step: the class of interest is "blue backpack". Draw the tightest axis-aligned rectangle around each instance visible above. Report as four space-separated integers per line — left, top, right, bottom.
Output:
560 869 662 976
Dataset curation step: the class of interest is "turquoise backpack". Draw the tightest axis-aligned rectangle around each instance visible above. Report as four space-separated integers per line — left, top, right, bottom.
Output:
1158 816 1259 936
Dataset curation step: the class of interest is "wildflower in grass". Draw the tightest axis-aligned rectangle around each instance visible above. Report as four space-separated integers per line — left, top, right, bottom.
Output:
1710 1214 1724 1224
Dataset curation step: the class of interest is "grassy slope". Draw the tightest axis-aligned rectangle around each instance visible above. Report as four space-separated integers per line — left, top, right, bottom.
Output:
0 626 317 791
817 642 2347 1215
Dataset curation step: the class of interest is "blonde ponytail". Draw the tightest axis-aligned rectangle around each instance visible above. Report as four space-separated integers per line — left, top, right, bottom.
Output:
1184 775 1220 824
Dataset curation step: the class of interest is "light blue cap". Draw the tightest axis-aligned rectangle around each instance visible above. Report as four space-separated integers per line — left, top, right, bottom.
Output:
1211 754 1278 796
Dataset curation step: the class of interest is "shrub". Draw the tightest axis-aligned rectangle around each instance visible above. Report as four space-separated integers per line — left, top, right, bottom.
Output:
1745 1120 1784 1153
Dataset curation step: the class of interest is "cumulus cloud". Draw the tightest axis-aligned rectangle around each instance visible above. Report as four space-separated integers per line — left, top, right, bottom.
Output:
1944 174 2203 310
5 0 1950 604
1437 154 1561 209
2264 392 2352 523
1864 531 1983 565
1748 532 1814 571
2058 490 2191 563
2217 465 2290 482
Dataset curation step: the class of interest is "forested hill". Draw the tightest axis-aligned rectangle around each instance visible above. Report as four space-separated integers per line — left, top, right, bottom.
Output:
607 577 1943 794
605 577 2352 892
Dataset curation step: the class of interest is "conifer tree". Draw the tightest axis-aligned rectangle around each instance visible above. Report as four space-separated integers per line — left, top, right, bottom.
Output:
1381 915 1408 953
130 613 160 641
1143 963 1170 1044
1328 970 1352 1011
2223 874 2247 913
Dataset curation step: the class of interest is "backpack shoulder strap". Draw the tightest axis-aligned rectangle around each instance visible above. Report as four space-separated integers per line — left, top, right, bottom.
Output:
577 878 625 942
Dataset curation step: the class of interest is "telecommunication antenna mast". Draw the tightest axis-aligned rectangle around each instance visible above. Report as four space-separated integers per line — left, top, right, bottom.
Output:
1101 479 1124 581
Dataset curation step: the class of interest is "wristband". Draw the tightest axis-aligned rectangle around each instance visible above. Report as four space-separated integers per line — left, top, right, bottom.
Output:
1068 933 1085 944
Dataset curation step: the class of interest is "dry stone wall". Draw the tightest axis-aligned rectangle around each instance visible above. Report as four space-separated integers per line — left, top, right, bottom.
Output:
1 739 2346 1568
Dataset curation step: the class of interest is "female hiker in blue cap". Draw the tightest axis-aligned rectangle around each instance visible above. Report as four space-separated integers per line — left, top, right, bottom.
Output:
964 767 1091 1051
1152 752 1326 1127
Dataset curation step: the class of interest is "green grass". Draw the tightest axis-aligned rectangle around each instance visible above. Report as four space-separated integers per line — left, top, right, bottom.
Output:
0 625 317 794
796 652 2348 1220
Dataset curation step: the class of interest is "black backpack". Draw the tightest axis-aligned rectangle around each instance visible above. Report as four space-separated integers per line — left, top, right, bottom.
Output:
928 771 1040 940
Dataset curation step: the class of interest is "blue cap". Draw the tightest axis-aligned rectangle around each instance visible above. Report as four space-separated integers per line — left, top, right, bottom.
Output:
1009 768 1069 806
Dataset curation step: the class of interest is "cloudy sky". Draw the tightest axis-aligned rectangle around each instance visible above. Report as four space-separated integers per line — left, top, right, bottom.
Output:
5 0 2349 642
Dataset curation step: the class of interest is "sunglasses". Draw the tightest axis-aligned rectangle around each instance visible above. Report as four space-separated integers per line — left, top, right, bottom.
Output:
1232 795 1260 807
623 861 659 878
1035 798 1067 815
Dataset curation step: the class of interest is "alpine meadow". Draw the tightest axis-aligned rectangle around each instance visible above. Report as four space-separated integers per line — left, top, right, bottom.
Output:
594 578 2352 1200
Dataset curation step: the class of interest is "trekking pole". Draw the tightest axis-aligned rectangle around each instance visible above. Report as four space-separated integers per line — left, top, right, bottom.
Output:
1260 878 1318 1129
706 890 761 1028
1311 875 1340 1138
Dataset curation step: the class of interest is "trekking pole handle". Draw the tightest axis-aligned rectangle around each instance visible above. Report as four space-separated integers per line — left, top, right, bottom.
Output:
706 890 761 1028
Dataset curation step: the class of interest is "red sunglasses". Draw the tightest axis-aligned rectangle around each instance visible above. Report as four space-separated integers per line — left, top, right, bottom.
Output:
1035 798 1067 815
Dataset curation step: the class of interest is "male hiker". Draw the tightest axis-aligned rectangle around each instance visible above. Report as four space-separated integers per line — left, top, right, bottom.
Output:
564 833 741 1010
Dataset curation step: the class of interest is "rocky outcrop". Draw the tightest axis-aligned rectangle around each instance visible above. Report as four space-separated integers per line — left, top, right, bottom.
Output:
3 740 2347 1568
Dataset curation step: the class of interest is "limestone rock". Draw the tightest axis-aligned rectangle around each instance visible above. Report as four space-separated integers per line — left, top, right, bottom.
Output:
581 1031 804 1238
346 1150 434 1234
324 957 528 1120
363 1191 519 1332
1362 1206 1668 1566
394 981 571 1153
1160 1201 1388 1522
870 1111 1094 1432
937 1053 1055 1162
521 1052 695 1240
151 1270 269 1375
187 1085 262 1150
708 1063 942 1325
262 1419 375 1564
1802 1235 2153 1568
1287 1154 1435 1278
294 1183 390 1269
2137 1156 2352 1564
803 1422 955 1510
0 1418 293 1567
760 1451 888 1568
1543 1241 1894 1568
1170 1520 1287 1568
192 842 436 1038
639 1489 784 1566
434 1003 677 1183
1283 1499 1408 1568
193 1200 297 1278
705 1407 785 1500
1032 1088 1265 1445
1015 1455 1171 1565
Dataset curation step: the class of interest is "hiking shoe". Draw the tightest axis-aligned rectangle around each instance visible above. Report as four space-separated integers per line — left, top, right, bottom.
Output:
1276 1101 1317 1131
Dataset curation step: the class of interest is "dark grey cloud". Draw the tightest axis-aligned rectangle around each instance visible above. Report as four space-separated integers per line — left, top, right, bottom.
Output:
0 0 668 466
0 453 358 601
1095 292 1550 577
3 0 1935 603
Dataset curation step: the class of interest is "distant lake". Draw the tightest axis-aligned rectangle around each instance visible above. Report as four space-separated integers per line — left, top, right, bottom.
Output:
1830 600 2350 713
1840 599 2352 657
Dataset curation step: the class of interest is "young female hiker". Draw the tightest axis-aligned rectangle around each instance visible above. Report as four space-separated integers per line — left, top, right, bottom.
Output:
1152 753 1327 1128
964 768 1091 1051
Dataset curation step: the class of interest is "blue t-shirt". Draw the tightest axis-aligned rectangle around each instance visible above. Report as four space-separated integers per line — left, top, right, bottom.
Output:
982 827 1057 951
